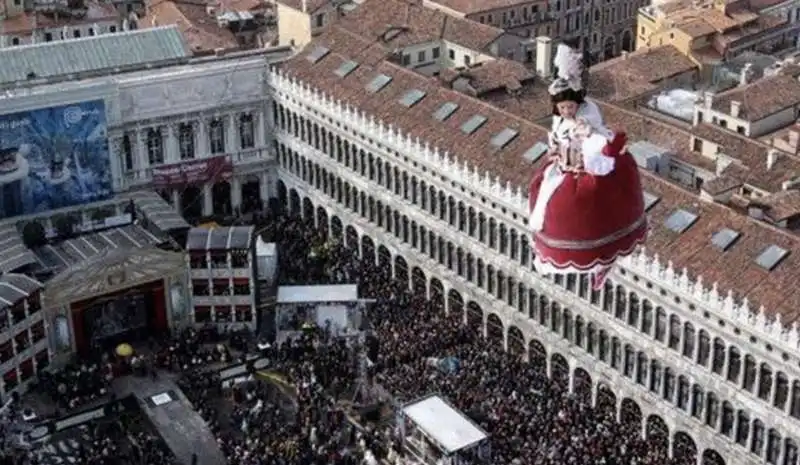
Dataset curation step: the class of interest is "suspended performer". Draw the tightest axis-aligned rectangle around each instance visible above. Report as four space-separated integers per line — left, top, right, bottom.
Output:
528 42 648 289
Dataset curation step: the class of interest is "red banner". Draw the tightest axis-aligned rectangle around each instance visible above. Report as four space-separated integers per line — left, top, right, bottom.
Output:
151 155 233 188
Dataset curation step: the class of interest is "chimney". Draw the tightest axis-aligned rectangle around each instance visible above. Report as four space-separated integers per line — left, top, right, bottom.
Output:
301 0 307 12
740 63 754 87
535 36 553 78
767 148 779 170
703 91 713 109
730 100 741 118
621 50 629 60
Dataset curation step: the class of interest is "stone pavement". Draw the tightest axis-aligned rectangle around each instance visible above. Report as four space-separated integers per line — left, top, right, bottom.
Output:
113 374 227 465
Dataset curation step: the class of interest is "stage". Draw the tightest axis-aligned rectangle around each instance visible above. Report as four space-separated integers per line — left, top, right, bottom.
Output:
44 247 188 359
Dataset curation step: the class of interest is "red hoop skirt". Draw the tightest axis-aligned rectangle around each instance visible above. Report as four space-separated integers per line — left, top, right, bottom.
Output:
528 132 647 275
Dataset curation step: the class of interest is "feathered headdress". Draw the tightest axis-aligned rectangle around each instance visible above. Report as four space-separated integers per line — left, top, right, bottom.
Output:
548 43 585 97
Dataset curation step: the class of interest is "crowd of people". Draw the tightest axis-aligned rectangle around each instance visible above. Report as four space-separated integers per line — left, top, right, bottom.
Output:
212 212 721 465
37 361 113 413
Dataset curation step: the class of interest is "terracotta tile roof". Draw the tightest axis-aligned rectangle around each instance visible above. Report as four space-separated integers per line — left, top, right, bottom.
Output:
703 175 743 195
276 0 329 13
438 59 535 95
336 0 504 52
691 123 800 192
144 0 239 52
2 1 119 34
278 31 800 325
754 190 800 222
424 0 538 15
710 74 800 121
589 46 698 102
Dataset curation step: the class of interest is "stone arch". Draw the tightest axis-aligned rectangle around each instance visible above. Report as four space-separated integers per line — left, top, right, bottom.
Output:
486 313 504 346
596 383 617 418
573 367 593 404
550 353 570 389
394 255 409 284
302 196 314 221
316 206 329 237
345 225 358 250
330 215 343 240
430 278 444 310
378 245 392 273
507 326 525 357
411 266 426 296
621 29 633 52
645 415 670 455
361 235 376 264
603 35 615 60
619 398 643 438
529 339 547 375
447 289 463 320
289 188 301 216
465 299 481 331
277 180 288 207
701 449 725 465
673 431 698 464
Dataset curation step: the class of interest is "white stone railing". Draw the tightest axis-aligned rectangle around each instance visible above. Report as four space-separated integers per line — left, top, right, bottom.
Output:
267 68 800 356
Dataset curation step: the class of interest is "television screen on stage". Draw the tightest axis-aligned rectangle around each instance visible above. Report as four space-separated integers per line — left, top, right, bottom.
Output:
0 100 112 220
82 287 154 345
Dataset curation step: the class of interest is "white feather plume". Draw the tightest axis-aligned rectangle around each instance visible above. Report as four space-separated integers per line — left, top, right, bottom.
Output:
552 43 584 90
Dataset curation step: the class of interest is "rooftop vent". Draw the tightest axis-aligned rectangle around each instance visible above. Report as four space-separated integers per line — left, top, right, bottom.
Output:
490 128 519 150
306 46 330 64
433 102 459 121
522 142 549 163
399 89 427 108
643 191 661 211
334 60 358 78
664 209 698 234
755 245 789 271
710 228 741 251
366 74 392 93
460 115 487 135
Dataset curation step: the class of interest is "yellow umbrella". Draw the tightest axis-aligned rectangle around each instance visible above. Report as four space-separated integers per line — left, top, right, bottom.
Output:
115 343 134 357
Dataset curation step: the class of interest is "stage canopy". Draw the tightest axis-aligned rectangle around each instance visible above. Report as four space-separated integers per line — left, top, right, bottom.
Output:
130 190 190 232
45 247 185 305
276 284 359 304
0 223 37 274
402 395 488 454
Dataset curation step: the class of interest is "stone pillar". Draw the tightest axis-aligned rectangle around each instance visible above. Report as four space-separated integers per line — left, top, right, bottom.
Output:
197 118 208 157
167 124 179 163
231 177 242 210
171 190 181 212
203 183 213 216
257 108 266 147
136 128 147 169
226 113 238 154
259 171 270 201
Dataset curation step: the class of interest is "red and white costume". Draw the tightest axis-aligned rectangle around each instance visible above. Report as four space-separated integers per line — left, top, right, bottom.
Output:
528 43 647 287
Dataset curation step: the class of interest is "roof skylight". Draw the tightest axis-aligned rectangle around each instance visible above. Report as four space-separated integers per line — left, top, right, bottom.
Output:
664 209 698 234
490 128 519 150
710 228 741 251
460 115 487 135
755 245 789 271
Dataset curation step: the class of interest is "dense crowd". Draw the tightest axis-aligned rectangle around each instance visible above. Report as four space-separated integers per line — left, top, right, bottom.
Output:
38 361 113 412
213 212 722 465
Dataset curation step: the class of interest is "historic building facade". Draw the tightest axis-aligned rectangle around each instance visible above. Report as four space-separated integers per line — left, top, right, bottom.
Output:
0 49 289 219
267 70 800 465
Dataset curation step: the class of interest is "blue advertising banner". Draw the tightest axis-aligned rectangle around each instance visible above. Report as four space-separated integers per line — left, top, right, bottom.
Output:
0 100 112 220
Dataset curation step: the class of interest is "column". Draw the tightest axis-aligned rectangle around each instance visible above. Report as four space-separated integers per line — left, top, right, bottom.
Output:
136 128 147 170
231 177 242 211
257 107 266 147
203 183 213 217
259 171 270 202
226 113 238 154
196 118 208 157
171 190 181 212
167 124 179 163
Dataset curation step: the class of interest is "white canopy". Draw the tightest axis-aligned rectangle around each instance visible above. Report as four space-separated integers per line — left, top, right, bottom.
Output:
276 284 358 304
402 395 488 455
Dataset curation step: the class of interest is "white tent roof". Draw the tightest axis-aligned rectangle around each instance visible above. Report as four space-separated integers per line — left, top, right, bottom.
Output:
276 285 358 304
402 395 488 454
255 237 276 257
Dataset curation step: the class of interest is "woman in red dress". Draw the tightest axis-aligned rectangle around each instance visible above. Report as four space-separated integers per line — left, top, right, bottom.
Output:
528 44 647 288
